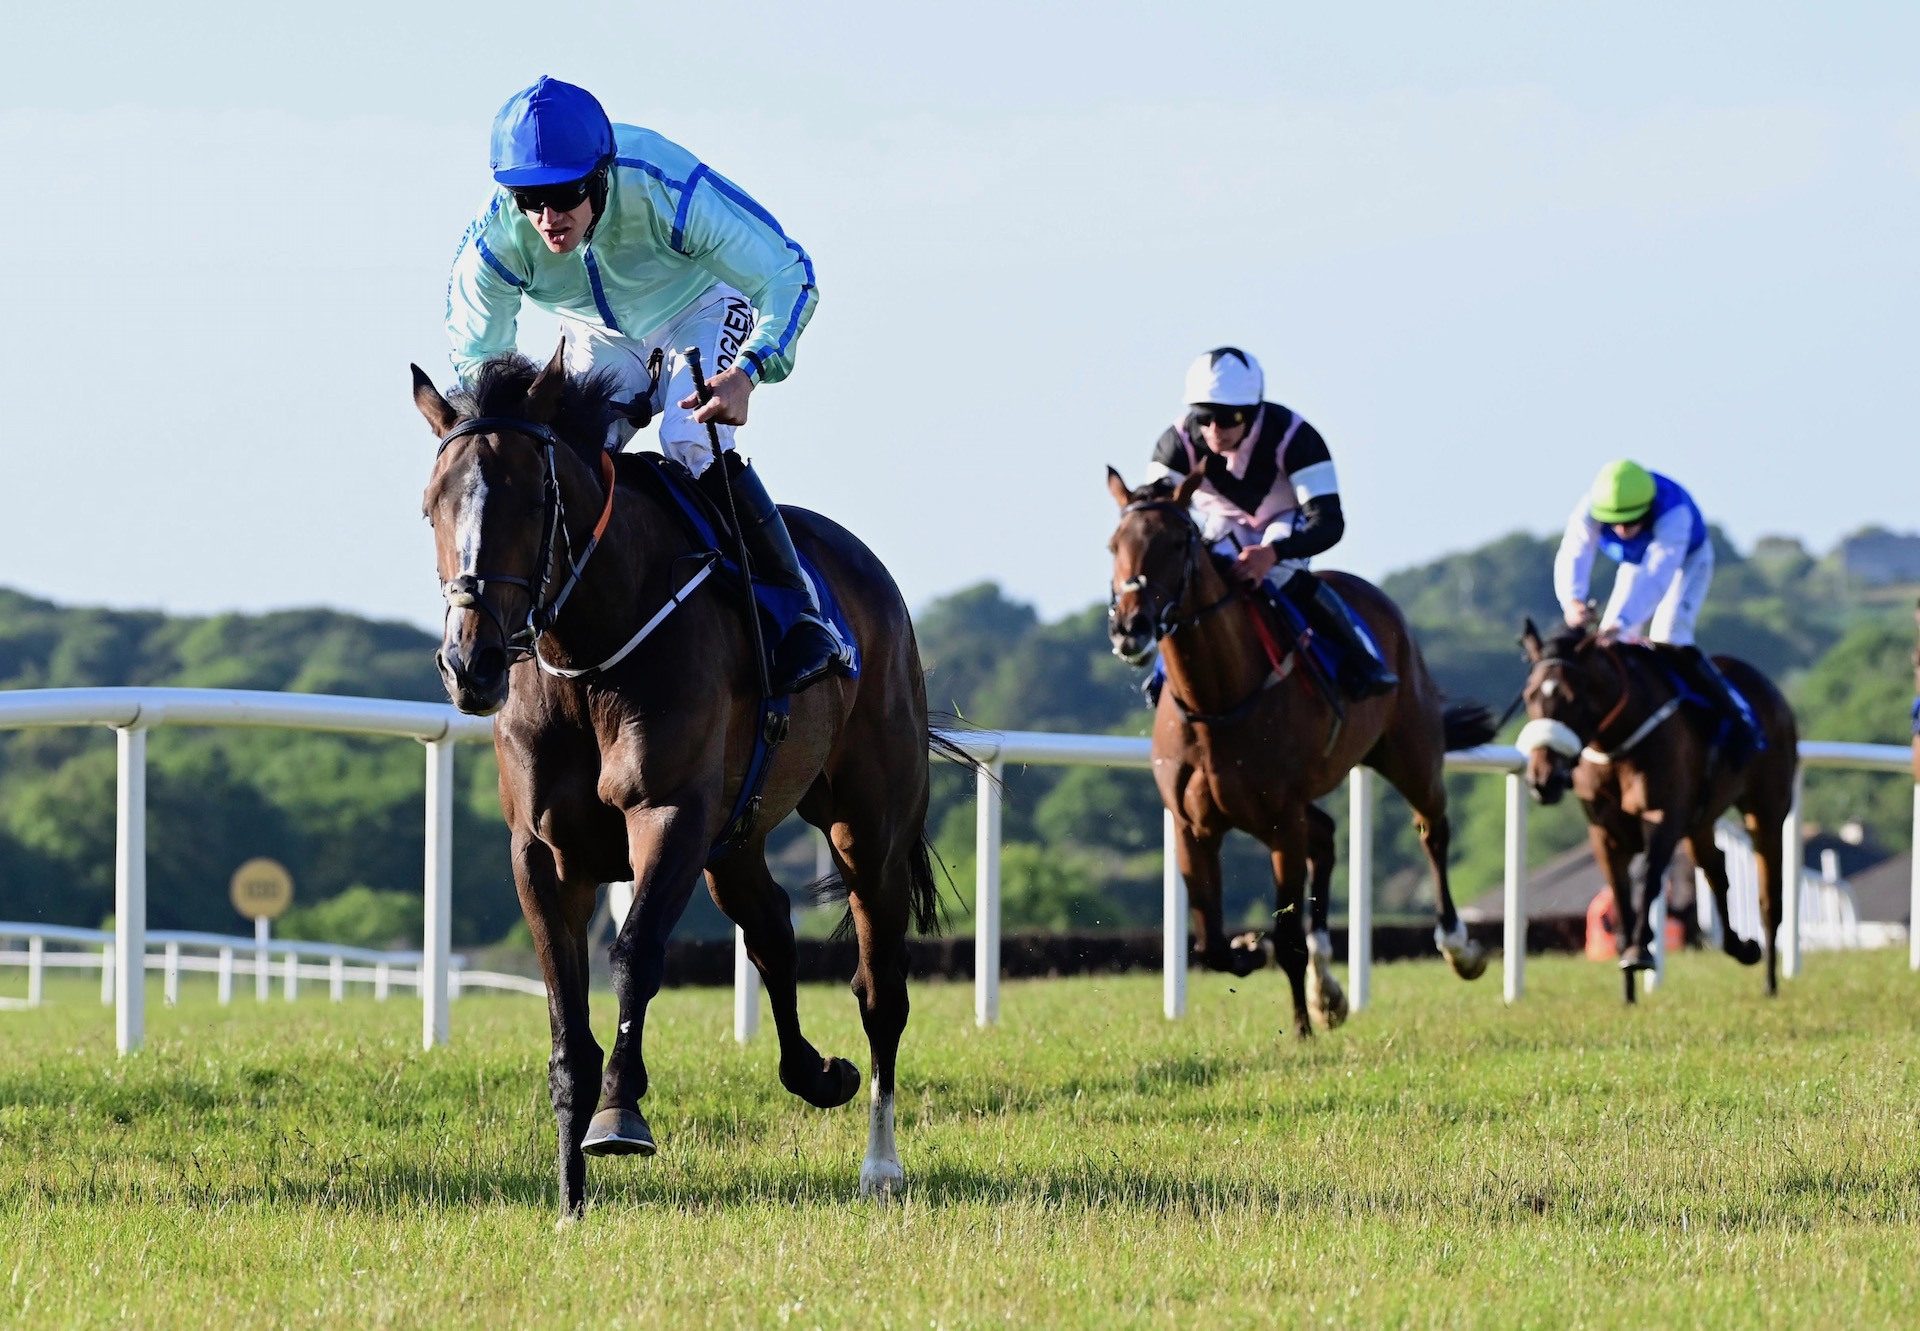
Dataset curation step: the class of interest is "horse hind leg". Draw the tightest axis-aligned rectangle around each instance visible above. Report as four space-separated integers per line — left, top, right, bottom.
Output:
1418 809 1489 981
1368 739 1487 981
831 809 921 1199
1302 804 1346 1029
1744 807 1786 997
1690 822 1761 967
707 847 862 1111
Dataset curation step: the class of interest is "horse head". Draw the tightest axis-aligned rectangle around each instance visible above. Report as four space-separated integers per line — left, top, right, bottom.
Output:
1515 617 1625 803
415 343 574 715
1104 466 1206 666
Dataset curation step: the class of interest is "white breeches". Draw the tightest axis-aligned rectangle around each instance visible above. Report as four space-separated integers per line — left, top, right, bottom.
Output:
559 282 757 477
1607 542 1713 646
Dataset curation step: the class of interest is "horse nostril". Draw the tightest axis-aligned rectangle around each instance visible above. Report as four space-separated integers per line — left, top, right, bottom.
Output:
469 645 507 690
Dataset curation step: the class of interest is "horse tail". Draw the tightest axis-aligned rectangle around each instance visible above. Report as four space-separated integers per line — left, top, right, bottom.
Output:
1442 701 1498 752
817 720 985 941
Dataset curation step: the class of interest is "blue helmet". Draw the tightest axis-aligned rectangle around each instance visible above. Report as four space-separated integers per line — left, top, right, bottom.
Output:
489 77 614 186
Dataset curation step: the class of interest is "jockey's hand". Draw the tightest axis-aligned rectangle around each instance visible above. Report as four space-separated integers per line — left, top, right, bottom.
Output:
681 365 753 426
1233 544 1279 585
1563 600 1592 630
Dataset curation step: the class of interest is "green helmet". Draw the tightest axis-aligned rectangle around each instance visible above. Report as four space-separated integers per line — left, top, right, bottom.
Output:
1588 459 1655 524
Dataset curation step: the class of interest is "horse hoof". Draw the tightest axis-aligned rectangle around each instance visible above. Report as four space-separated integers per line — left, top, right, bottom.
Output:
791 1056 862 1110
1443 940 1491 981
1309 978 1349 1031
859 1157 905 1200
1228 932 1272 976
1726 937 1762 967
1618 944 1655 973
581 1106 656 1158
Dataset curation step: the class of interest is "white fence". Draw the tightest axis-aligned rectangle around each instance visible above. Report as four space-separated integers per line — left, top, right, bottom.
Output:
0 921 544 1011
1 688 1915 1055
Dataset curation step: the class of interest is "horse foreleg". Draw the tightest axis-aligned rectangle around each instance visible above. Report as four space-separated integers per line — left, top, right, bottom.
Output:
589 802 712 1158
1176 821 1259 976
511 835 602 1219
1265 808 1314 1039
1626 814 1682 970
1589 814 1641 1001
708 844 860 1111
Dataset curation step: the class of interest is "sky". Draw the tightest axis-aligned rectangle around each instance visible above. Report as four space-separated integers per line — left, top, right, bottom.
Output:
1 2 1914 632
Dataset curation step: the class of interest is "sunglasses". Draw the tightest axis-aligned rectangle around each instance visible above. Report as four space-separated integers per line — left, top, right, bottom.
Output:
510 178 593 214
1191 405 1252 429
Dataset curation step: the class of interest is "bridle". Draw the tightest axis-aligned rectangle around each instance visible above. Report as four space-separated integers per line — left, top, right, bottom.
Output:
1525 638 1676 764
1108 499 1237 646
434 415 616 665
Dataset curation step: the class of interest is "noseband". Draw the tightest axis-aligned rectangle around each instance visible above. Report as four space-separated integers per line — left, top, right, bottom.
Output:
435 415 616 664
1108 499 1237 644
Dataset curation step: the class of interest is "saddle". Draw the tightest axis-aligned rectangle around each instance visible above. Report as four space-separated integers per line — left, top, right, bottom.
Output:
611 451 861 678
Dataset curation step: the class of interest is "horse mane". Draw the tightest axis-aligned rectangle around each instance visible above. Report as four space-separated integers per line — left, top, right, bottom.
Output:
451 353 627 463
1541 624 1594 662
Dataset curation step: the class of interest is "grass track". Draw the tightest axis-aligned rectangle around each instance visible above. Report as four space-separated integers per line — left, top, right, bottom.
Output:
4 950 1920 1328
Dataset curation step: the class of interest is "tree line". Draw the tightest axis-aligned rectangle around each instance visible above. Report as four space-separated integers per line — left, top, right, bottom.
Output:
0 526 1912 947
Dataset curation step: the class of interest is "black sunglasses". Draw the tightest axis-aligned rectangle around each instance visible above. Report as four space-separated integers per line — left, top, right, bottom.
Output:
1191 405 1252 429
510 177 593 214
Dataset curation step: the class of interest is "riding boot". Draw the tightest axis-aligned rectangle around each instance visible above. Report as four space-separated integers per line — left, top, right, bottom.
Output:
698 453 844 696
1672 645 1763 765
1287 574 1398 700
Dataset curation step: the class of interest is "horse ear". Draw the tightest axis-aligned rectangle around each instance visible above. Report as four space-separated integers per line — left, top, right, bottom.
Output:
524 340 568 424
1519 617 1544 662
1106 467 1133 508
411 365 459 437
1172 469 1205 506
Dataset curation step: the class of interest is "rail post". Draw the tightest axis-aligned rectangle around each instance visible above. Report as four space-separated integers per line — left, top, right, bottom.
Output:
1347 768 1374 1013
1782 768 1805 979
283 950 298 1000
422 737 454 1049
114 724 147 1055
734 927 759 1043
1645 894 1667 992
975 758 1004 1027
1910 782 1920 973
218 947 233 1005
375 963 391 1000
329 955 345 1002
1163 808 1187 1019
27 936 43 1008
101 944 113 1005
1502 772 1528 1003
164 940 180 1007
254 917 270 1002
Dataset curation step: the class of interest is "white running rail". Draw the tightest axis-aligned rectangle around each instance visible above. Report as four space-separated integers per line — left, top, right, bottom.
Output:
1 688 1913 1054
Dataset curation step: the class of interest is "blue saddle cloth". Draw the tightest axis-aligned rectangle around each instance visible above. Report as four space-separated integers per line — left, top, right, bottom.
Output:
1649 650 1762 753
1143 582 1380 705
620 453 860 679
616 452 859 861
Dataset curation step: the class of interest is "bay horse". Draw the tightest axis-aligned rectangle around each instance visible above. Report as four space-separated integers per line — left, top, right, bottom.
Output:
1105 469 1498 1038
1515 620 1799 1001
416 346 946 1217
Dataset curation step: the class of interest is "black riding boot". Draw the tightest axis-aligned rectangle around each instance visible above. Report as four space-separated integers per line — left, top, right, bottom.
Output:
1286 573 1398 700
699 454 844 695
1673 645 1762 765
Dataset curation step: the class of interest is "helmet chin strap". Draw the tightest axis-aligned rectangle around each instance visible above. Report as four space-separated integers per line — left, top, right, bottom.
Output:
581 159 613 244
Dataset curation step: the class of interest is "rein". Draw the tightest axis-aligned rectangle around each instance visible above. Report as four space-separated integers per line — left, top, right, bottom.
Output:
1112 498 1293 723
435 415 708 677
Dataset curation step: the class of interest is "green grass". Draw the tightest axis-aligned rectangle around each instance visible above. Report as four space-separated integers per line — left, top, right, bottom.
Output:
4 951 1920 1328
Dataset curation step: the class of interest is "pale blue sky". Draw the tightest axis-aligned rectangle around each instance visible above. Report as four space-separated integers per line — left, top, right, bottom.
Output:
1 2 1913 630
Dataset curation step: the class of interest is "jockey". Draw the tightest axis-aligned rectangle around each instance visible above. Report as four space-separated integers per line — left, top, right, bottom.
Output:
1145 347 1398 700
1553 459 1763 760
445 76 840 695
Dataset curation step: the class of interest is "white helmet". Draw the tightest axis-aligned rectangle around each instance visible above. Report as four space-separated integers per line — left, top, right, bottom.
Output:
1183 347 1264 407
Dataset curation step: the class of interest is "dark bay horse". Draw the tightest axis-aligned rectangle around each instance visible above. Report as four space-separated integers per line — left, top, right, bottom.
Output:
1105 469 1497 1038
1516 620 1799 1001
416 347 944 1216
